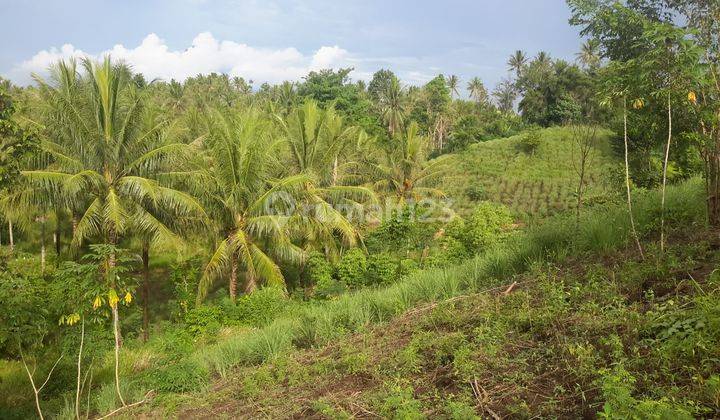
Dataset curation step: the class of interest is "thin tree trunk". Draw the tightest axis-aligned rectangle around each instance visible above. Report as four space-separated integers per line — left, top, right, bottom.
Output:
229 251 238 302
107 231 125 407
332 157 338 186
8 219 14 254
141 242 150 342
20 350 63 420
75 318 85 420
624 99 644 259
707 111 720 227
55 211 61 257
576 165 585 228
660 93 672 252
40 216 46 276
112 304 125 406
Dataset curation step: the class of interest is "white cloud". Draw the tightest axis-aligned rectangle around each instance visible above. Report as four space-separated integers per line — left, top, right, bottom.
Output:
7 32 356 85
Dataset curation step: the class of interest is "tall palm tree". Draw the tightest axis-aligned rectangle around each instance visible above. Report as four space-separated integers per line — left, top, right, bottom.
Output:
467 77 488 105
492 78 517 113
26 57 205 405
277 100 375 257
535 51 552 68
196 107 363 302
577 40 601 69
507 50 528 78
446 75 460 99
379 79 406 137
365 122 453 201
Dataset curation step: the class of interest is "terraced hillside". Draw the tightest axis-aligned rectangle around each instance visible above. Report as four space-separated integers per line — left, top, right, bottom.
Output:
446 127 617 218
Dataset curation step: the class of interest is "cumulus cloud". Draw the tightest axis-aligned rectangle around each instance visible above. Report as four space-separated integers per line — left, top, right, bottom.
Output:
7 32 355 85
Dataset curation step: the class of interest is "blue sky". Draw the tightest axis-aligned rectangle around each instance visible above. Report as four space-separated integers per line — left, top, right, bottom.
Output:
1 0 583 91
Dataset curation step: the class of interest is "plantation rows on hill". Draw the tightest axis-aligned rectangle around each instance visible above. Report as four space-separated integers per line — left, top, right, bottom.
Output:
448 127 617 218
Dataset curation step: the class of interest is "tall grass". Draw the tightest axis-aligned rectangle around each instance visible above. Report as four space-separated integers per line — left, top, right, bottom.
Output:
194 179 706 379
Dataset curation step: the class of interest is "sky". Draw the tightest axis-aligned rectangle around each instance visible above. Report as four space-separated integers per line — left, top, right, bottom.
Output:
0 0 583 91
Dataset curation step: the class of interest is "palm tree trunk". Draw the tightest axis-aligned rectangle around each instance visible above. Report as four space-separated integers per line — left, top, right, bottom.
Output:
624 98 644 259
55 211 61 257
8 219 14 254
244 271 257 295
332 157 338 186
229 251 238 302
660 93 672 252
141 242 150 342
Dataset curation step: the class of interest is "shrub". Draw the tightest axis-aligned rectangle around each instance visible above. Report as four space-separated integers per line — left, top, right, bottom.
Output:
517 127 542 155
366 253 399 286
184 305 224 337
225 287 289 327
335 248 368 288
147 358 209 393
306 251 345 299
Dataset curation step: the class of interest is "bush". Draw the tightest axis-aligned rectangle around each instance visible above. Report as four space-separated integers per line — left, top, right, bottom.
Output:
517 127 542 155
460 202 514 251
366 253 399 286
224 287 289 327
336 248 368 288
147 358 209 393
306 252 345 299
184 305 224 336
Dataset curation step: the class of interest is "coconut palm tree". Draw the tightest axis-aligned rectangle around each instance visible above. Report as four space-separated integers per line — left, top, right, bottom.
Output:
508 50 528 78
25 57 206 405
196 106 365 302
492 79 517 113
446 75 460 99
535 51 552 69
379 79 406 137
577 40 601 69
365 122 453 201
277 100 375 257
467 77 489 105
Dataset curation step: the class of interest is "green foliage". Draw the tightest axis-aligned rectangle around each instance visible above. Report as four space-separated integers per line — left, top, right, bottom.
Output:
373 381 424 419
597 366 693 420
0 84 37 192
297 68 375 131
225 287 290 327
170 257 202 318
365 252 399 286
335 248 368 289
459 202 514 250
517 126 542 155
184 305 224 336
146 358 209 393
306 251 345 299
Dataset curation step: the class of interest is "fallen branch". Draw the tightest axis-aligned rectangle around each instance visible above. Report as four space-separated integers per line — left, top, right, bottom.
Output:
93 390 154 420
405 280 529 317
502 281 518 296
471 378 502 420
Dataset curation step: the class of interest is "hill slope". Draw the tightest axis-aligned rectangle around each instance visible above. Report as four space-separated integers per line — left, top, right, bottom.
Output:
128 181 720 419
170 230 720 419
446 127 617 218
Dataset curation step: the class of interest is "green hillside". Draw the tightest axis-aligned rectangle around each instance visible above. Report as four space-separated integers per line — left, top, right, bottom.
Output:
121 180 719 419
447 127 618 218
